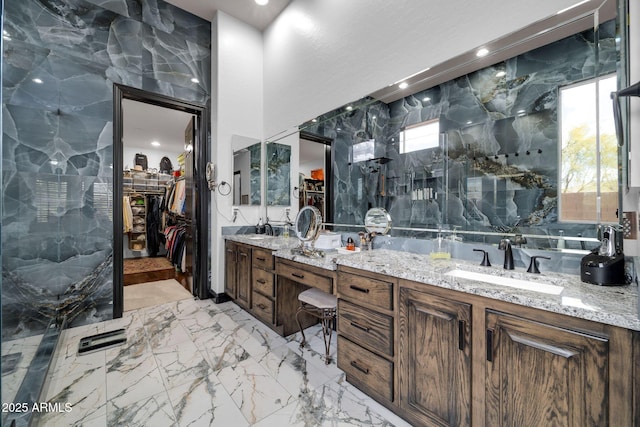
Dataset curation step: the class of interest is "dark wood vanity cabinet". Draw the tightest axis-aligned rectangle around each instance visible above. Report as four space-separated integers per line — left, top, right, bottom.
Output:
334 269 636 427
484 310 609 427
251 248 276 326
224 241 251 309
336 267 395 407
398 287 472 427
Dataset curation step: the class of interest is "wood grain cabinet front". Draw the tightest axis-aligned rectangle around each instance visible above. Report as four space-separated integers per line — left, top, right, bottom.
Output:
225 241 251 307
485 310 610 427
338 299 393 357
398 287 472 427
337 335 394 403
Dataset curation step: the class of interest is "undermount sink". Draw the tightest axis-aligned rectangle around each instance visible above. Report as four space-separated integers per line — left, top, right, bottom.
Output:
445 269 564 295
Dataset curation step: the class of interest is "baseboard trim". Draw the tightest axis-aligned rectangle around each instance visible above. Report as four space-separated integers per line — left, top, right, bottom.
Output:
212 292 232 304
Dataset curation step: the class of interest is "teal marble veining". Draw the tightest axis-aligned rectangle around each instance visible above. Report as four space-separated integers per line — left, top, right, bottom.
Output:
305 20 619 248
2 0 211 340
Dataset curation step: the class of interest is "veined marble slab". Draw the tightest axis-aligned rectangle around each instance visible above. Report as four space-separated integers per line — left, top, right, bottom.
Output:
334 249 640 331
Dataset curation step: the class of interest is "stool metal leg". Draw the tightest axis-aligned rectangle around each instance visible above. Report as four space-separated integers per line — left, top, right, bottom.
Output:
295 304 307 348
320 309 335 364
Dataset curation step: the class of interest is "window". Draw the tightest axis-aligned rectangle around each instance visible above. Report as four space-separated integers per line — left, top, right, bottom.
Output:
35 179 67 223
399 119 440 154
559 74 618 223
352 139 375 163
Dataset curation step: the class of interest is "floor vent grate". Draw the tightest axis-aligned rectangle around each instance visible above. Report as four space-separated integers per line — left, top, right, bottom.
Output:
78 329 127 355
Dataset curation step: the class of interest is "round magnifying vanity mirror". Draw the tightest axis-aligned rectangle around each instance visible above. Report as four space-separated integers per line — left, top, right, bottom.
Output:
293 206 324 256
364 207 392 235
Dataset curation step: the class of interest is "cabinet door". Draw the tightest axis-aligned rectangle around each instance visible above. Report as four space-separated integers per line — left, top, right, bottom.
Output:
236 244 252 308
485 310 609 427
398 288 471 427
224 242 237 299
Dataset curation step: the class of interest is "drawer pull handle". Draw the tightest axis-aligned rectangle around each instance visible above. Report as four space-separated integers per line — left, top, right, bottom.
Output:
349 285 370 293
291 272 305 279
350 322 370 333
240 252 248 258
458 320 466 351
486 329 494 362
256 279 267 284
257 257 266 261
257 303 267 310
350 360 369 374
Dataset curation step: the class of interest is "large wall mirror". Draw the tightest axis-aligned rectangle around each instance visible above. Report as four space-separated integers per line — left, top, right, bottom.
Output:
264 0 626 252
232 135 261 206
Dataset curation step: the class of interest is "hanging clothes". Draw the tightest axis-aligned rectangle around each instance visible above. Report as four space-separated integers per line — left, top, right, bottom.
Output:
146 196 162 256
164 224 187 272
123 196 133 233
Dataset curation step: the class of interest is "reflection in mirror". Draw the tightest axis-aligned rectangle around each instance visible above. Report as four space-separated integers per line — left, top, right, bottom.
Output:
292 205 324 257
266 142 291 206
231 135 261 206
365 208 392 235
297 9 620 251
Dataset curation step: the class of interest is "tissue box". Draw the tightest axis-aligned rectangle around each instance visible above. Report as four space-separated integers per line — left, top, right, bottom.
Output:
315 232 341 250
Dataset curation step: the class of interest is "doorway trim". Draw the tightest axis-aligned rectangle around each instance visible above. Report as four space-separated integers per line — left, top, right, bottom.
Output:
113 84 209 318
300 131 334 222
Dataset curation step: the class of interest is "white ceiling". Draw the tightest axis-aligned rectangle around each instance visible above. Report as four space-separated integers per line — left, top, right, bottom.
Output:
166 0 292 30
122 99 195 153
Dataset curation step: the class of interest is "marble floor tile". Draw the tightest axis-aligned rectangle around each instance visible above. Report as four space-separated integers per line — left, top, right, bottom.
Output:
216 357 295 424
153 340 212 390
142 307 192 350
1 334 42 403
255 343 333 397
24 297 406 427
194 329 251 372
107 390 176 427
106 347 165 406
166 371 249 427
39 350 107 426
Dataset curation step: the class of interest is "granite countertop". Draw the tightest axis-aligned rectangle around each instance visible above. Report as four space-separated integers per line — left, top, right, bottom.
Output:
226 237 640 331
335 249 640 331
224 234 300 251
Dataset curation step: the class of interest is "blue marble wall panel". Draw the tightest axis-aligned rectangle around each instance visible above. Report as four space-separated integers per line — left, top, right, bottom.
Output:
2 0 211 340
306 20 617 249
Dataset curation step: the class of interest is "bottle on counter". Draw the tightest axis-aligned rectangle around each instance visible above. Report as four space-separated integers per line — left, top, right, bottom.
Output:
346 237 355 251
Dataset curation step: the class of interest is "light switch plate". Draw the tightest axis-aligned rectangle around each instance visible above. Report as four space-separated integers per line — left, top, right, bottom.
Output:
622 211 637 239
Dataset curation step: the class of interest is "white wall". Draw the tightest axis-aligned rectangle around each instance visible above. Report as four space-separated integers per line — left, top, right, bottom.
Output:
211 11 264 294
262 0 582 138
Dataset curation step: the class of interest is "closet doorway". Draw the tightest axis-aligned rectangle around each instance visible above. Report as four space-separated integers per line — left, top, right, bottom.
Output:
299 131 333 222
113 85 209 318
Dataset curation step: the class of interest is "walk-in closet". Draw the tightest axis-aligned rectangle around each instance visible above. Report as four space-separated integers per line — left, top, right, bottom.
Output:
120 99 197 311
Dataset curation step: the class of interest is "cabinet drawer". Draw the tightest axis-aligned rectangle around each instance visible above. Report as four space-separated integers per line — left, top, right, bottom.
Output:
252 268 274 297
252 291 274 324
252 248 274 270
277 262 332 294
338 336 393 402
337 272 393 310
338 300 393 357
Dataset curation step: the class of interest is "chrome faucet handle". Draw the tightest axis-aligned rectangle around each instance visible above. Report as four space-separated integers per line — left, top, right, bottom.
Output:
473 249 491 266
527 256 550 274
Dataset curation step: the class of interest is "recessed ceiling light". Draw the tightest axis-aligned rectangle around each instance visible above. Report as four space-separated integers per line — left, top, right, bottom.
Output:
191 77 199 83
423 97 431 102
476 48 489 57
33 78 43 84
398 82 409 89
255 0 269 5
311 118 318 122
495 71 506 78
151 141 160 147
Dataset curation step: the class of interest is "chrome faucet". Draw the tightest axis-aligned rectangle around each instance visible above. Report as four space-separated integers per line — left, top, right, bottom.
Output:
498 238 514 270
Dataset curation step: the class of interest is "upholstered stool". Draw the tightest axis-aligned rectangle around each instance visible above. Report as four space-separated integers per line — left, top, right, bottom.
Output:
296 287 337 364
